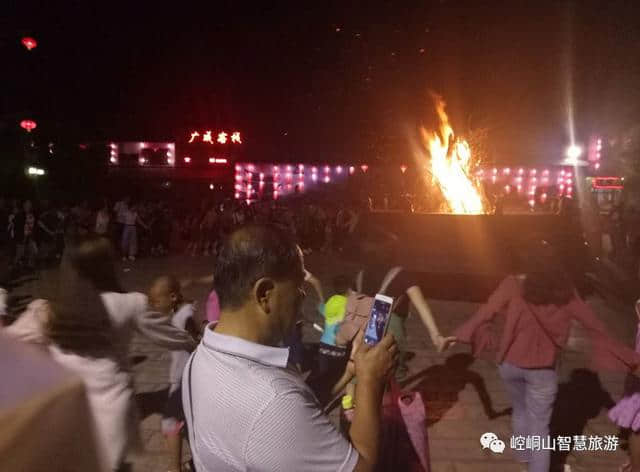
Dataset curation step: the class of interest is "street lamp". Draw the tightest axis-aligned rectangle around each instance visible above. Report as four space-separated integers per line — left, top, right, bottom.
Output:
27 166 45 176
565 144 583 165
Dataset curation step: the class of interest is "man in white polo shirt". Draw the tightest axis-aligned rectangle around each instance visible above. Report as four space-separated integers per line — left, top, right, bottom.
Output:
183 224 397 472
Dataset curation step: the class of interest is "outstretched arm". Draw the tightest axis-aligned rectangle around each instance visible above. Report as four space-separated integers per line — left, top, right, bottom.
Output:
304 270 325 304
406 286 455 352
452 276 517 348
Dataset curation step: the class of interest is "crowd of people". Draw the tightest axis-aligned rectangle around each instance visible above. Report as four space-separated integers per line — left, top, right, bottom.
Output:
0 195 362 275
4 189 640 472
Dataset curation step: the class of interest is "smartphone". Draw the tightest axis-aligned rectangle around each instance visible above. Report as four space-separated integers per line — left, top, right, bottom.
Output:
364 294 394 346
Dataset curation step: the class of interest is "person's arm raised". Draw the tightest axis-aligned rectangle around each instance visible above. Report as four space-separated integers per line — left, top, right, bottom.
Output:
351 332 397 471
304 269 325 303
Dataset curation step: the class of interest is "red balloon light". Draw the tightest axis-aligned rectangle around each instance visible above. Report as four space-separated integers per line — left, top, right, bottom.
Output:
21 37 37 51
20 120 37 132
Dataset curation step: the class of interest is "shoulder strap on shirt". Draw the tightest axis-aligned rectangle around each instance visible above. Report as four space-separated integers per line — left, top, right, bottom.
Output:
523 302 562 349
517 276 562 349
186 351 197 454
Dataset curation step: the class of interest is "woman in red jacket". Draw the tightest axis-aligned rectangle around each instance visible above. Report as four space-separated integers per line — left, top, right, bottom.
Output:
444 242 640 472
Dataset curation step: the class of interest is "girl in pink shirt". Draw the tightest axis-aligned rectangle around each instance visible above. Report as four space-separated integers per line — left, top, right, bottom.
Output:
445 243 640 472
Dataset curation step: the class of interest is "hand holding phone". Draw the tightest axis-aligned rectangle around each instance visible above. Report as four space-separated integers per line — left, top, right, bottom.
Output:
364 294 394 346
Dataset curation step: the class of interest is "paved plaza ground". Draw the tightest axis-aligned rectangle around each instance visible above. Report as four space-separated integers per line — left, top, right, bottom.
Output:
7 251 638 471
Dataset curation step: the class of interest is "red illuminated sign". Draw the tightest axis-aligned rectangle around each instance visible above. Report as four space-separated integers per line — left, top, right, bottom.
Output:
188 130 241 144
592 177 623 190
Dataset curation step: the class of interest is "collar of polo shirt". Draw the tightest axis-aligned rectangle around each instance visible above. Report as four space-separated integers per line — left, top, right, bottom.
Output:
203 325 289 368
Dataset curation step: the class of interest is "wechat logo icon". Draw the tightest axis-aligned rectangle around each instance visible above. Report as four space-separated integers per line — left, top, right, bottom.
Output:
480 432 506 454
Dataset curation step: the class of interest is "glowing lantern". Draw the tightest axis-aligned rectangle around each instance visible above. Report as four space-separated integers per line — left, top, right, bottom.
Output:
324 176 330 183
400 165 407 173
324 166 330 173
21 37 37 51
311 166 317 173
503 168 510 174
259 173 265 181
518 168 524 175
312 174 317 182
110 157 117 164
209 184 214 190
349 166 355 175
20 120 37 132
184 157 192 163
235 192 240 199
336 166 343 174
360 164 368 173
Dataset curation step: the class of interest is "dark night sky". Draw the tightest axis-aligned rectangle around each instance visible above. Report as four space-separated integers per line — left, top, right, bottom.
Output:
3 0 640 164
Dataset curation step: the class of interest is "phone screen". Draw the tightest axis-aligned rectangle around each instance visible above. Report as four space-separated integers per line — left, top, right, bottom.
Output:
364 297 393 345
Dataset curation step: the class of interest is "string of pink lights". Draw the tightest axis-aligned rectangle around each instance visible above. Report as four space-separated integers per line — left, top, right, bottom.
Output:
476 166 574 206
233 163 361 201
234 163 576 204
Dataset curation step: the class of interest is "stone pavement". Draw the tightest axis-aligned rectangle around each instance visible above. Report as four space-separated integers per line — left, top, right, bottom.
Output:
7 252 638 471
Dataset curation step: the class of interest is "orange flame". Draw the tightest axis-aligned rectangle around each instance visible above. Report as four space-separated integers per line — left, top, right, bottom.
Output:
421 95 486 214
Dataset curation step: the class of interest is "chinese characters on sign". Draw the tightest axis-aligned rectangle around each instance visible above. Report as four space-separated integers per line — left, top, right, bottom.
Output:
509 435 619 452
189 130 242 144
